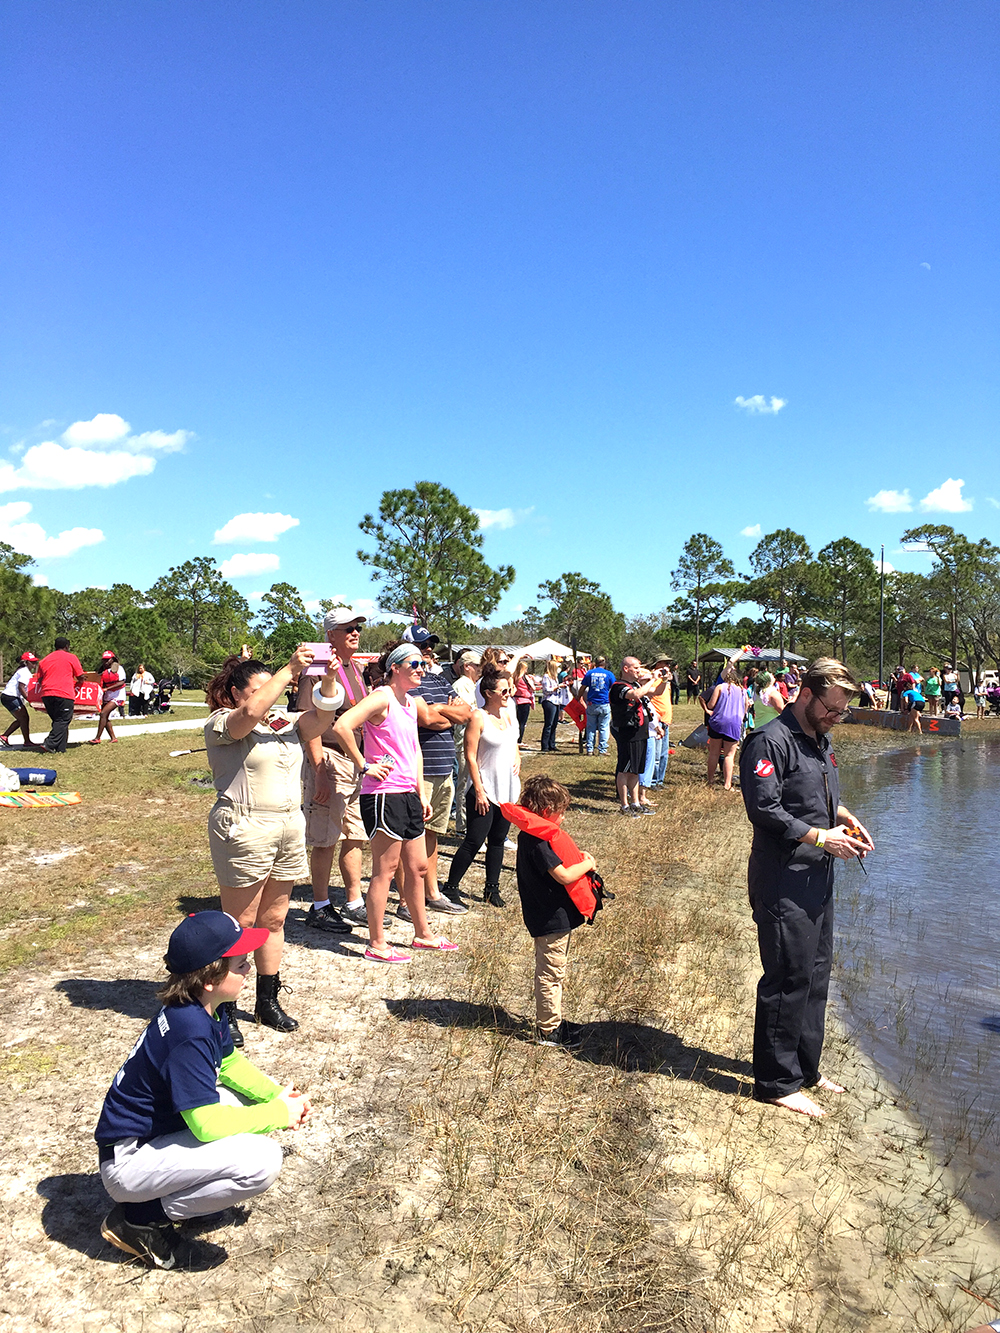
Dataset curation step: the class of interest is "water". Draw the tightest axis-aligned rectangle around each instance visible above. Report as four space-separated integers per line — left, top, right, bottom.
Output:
836 738 1000 1220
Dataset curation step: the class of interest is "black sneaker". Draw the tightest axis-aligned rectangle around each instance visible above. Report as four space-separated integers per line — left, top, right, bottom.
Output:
342 898 392 930
101 1205 227 1270
536 1020 585 1051
619 806 640 818
396 902 412 924
305 903 353 934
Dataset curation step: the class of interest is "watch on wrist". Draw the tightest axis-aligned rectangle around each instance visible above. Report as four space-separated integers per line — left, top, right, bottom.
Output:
360 761 370 775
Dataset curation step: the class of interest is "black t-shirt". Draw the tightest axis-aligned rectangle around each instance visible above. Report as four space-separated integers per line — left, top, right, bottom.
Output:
609 681 645 739
515 832 586 937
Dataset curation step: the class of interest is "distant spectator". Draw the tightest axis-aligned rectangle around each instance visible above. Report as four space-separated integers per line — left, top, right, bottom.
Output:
901 680 925 733
539 661 564 753
685 662 701 702
129 664 156 716
92 650 127 745
668 663 680 708
975 680 988 719
0 651 39 748
704 663 748 791
450 651 481 834
945 694 962 719
609 657 660 816
579 656 615 757
924 668 942 715
512 657 536 747
648 658 673 787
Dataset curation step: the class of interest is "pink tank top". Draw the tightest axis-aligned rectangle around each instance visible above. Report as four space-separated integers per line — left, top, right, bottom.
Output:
361 688 419 794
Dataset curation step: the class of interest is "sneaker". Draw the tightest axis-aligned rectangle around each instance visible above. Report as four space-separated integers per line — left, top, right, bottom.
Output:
619 806 639 818
426 893 468 915
305 903 353 934
396 902 412 924
536 1020 585 1051
101 1205 227 1270
504 839 517 851
342 898 392 930
635 804 656 815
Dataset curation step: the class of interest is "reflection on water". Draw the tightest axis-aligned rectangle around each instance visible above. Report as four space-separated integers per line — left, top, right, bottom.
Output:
838 739 1000 1220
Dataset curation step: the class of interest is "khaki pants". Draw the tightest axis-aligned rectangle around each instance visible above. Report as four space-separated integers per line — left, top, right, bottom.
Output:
534 931 572 1034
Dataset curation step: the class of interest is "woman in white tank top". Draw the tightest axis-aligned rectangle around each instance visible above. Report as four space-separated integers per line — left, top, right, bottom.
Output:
443 668 520 908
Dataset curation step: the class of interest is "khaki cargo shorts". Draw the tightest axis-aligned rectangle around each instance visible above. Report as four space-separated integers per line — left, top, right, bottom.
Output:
303 746 366 848
208 802 309 889
421 773 455 836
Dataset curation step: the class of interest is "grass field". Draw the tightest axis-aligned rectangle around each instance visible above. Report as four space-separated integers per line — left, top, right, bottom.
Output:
2 705 1000 1331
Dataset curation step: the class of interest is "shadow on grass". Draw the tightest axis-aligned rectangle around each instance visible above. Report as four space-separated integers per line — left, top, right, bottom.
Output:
384 997 752 1095
176 893 219 915
55 977 162 1020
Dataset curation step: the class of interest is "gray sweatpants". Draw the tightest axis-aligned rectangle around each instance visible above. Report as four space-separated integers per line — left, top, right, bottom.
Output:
100 1090 284 1221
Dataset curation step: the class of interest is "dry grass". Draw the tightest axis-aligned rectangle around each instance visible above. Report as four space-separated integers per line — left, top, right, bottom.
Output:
2 708 1000 1331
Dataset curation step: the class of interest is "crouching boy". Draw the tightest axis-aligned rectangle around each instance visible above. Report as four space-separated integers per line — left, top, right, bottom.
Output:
95 911 312 1269
514 775 596 1052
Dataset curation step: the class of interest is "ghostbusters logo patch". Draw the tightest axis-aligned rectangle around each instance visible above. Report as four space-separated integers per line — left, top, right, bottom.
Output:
755 759 774 778
830 753 837 766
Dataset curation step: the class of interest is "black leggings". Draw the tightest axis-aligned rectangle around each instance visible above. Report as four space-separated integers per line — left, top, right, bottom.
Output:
515 702 531 742
447 789 511 889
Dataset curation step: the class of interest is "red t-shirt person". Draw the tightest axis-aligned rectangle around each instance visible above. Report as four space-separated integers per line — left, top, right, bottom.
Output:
37 648 85 699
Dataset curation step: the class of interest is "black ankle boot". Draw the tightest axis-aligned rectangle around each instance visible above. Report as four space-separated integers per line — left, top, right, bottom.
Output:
221 1001 244 1048
484 882 505 908
255 973 298 1032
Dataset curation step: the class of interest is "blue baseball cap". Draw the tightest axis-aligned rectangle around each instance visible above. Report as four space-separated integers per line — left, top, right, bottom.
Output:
402 624 439 647
164 911 269 974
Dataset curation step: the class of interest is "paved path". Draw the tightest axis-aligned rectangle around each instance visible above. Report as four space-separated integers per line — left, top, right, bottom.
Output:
2 715 207 751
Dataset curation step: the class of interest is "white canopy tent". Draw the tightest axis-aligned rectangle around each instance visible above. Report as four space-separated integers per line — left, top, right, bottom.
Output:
519 636 575 661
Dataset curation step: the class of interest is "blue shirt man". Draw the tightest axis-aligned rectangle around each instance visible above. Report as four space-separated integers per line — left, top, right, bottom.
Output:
580 658 616 756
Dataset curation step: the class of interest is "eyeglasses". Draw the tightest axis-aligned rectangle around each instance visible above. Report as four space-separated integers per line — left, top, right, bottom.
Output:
496 689 511 698
404 660 425 671
814 694 852 720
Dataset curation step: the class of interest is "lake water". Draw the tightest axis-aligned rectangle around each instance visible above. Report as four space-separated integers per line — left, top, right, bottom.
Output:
836 737 1000 1221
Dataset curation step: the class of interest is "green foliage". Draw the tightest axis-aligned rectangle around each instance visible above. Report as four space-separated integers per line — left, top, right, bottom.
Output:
746 529 818 655
0 543 53 673
253 582 317 658
357 482 515 644
538 572 625 659
148 557 250 659
670 534 736 659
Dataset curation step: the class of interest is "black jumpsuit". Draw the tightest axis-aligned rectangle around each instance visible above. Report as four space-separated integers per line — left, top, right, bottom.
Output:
739 709 840 1100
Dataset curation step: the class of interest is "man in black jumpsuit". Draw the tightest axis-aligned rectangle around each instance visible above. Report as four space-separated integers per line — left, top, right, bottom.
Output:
740 658 874 1118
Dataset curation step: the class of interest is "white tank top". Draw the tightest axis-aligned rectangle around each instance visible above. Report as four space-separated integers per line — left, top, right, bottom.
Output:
468 710 521 807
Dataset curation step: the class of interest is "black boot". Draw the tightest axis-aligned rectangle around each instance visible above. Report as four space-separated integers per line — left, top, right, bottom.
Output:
255 973 299 1032
221 1001 244 1048
484 882 505 908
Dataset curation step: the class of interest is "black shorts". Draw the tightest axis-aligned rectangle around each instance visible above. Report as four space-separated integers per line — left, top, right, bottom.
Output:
360 791 425 842
1 694 22 719
615 733 648 775
707 724 738 742
910 700 925 711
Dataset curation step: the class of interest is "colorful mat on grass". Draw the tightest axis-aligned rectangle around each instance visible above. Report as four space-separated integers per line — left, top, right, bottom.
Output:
0 790 82 808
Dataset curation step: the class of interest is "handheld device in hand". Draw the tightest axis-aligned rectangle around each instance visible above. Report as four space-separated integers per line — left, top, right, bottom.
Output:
300 642 335 678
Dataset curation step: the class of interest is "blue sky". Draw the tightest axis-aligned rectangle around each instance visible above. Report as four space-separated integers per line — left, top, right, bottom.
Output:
1 1 997 622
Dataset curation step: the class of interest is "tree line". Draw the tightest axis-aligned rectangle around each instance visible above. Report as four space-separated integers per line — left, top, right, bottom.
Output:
2 479 998 684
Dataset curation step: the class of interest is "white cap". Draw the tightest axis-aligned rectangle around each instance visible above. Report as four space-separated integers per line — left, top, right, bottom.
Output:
323 606 367 632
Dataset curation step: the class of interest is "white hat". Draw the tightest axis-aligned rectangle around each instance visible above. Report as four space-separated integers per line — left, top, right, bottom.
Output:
323 606 367 632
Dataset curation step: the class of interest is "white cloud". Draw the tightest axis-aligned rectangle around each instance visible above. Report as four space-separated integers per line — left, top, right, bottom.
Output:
213 512 300 544
32 573 49 587
0 413 192 493
0 500 105 558
740 523 761 537
220 553 280 579
735 395 787 415
987 497 1000 509
474 506 534 531
920 478 972 513
866 488 913 513
874 556 896 574
920 262 931 270
61 413 131 446
303 598 322 614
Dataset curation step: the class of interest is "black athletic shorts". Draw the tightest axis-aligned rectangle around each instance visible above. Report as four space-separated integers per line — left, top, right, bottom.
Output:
615 733 648 775
360 791 425 842
1 693 22 719
707 724 738 742
910 700 925 711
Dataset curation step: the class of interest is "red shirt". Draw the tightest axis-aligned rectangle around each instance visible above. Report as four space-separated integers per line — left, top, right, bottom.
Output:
37 649 84 699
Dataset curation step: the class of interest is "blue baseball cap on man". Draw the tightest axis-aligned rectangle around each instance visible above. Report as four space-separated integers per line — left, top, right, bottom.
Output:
164 911 269 974
402 625 439 647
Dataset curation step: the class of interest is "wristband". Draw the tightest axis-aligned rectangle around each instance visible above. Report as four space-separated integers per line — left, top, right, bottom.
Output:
312 681 343 712
815 828 827 849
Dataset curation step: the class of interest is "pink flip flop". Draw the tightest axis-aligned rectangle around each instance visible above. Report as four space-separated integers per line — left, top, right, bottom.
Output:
411 938 459 952
364 946 411 964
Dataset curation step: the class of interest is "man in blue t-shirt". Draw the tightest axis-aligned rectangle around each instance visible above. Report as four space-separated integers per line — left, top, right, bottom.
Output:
579 657 616 756
95 912 312 1269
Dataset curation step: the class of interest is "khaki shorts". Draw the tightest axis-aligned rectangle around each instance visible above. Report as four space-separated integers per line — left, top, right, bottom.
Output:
208 802 309 889
302 747 366 848
421 773 455 836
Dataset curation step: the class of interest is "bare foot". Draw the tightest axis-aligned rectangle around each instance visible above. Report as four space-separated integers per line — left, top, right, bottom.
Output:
767 1091 826 1118
814 1075 845 1094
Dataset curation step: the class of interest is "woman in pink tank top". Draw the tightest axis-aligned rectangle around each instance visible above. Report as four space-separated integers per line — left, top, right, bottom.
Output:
334 641 459 963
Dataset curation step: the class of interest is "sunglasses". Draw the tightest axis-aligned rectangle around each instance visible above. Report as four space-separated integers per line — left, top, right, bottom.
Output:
403 660 425 671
